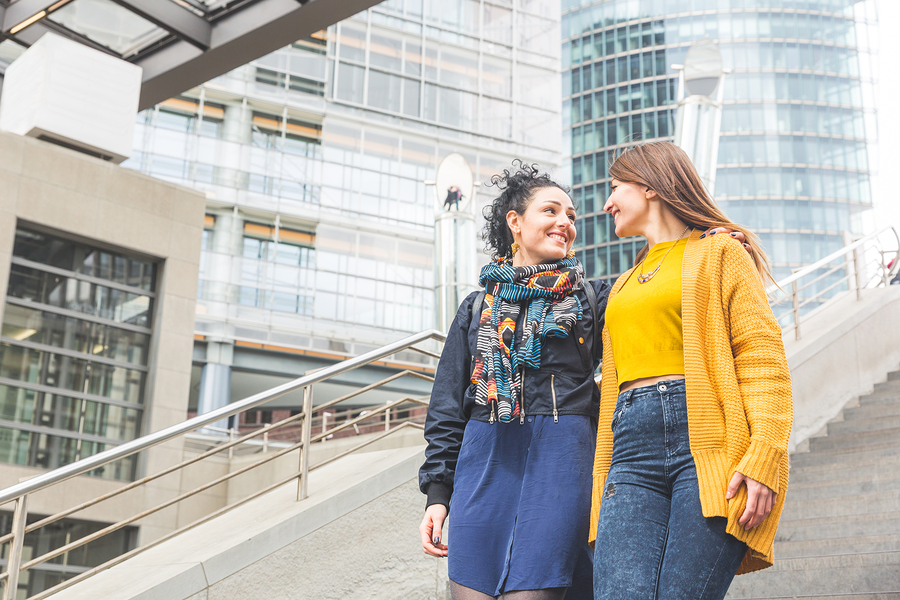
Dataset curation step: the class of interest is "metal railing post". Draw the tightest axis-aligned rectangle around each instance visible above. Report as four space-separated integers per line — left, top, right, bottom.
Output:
3 494 28 600
297 385 313 501
792 279 801 341
385 400 391 432
852 245 863 300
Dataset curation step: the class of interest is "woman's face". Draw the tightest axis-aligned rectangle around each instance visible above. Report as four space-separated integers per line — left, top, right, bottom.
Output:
603 179 652 238
507 187 577 266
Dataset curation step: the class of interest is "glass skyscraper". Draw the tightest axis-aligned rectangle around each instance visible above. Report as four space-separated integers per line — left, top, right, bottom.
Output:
562 0 877 284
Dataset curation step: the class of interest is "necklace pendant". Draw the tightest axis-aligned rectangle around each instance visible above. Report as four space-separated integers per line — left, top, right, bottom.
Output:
637 268 658 284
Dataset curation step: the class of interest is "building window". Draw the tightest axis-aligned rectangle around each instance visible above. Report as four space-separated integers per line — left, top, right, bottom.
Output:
0 510 137 597
240 222 316 316
0 226 156 481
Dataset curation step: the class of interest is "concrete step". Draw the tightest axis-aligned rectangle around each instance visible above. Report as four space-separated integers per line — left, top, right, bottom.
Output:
775 512 900 542
787 470 900 501
843 401 900 420
827 414 900 435
871 379 900 395
887 371 900 382
781 490 900 521
789 455 900 485
725 551 900 598
808 427 900 452
776 533 900 559
790 442 900 468
855 392 900 407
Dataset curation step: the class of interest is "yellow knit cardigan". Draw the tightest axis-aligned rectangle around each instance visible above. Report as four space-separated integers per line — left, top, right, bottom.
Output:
589 229 793 575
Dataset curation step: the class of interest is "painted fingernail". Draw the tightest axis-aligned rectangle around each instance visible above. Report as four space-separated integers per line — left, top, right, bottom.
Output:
433 536 440 545
743 243 750 248
709 230 717 235
730 232 737 237
699 233 706 239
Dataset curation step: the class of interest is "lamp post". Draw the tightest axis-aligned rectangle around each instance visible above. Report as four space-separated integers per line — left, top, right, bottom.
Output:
673 38 730 196
433 153 478 332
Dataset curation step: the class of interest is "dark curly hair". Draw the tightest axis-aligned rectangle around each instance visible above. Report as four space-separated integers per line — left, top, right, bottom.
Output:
482 159 571 259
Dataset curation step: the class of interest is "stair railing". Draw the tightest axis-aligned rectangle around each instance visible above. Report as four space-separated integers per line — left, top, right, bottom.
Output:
0 329 446 600
768 226 900 340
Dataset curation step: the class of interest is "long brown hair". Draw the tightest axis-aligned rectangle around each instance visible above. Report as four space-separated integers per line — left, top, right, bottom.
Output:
608 141 774 286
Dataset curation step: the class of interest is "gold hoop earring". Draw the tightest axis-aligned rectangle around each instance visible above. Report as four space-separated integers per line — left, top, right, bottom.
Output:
566 249 576 259
511 242 520 257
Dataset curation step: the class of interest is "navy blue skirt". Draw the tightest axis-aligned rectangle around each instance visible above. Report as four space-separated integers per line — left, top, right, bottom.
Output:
448 414 595 598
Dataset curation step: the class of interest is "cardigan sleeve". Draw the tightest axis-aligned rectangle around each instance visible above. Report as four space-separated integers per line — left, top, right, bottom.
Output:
721 241 793 494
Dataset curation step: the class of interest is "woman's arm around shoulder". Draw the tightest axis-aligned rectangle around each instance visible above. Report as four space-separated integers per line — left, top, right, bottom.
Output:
719 239 793 495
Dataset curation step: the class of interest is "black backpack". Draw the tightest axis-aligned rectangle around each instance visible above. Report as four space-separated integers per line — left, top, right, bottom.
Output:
470 282 601 370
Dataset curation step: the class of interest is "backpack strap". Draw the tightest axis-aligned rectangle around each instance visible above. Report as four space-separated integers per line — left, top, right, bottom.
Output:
470 290 486 327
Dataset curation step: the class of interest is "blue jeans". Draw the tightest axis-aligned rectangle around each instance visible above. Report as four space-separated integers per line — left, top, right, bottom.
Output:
593 380 747 600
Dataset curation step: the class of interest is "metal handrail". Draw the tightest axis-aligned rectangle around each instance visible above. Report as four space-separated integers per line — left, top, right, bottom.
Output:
0 329 445 507
768 226 899 293
768 226 899 340
0 328 445 600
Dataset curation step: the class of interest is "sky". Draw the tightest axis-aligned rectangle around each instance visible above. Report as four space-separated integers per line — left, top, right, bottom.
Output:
873 0 900 232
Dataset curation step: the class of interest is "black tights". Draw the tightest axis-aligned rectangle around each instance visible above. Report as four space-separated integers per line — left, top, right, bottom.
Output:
450 581 567 600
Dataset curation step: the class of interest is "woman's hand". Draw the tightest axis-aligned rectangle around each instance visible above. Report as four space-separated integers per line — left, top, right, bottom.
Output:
701 227 753 256
726 471 776 530
419 504 449 557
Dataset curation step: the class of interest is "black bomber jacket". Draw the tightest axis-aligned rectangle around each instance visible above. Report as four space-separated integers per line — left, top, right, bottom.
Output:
418 280 611 509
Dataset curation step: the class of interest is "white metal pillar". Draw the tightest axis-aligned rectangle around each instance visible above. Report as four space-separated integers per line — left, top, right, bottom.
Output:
673 38 729 196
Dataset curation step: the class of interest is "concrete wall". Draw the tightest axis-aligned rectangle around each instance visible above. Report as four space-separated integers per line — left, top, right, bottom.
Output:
0 131 205 542
785 285 900 452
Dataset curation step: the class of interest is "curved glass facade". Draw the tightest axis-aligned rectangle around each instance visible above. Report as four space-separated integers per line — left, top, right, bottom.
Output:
562 0 876 283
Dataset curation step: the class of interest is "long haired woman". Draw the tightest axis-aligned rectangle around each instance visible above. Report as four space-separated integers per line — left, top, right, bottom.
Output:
590 141 792 599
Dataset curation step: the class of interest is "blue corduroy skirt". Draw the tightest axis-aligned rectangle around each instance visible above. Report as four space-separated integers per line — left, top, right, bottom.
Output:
448 414 595 598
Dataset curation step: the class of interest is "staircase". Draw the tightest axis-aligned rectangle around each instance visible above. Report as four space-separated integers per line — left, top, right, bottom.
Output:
727 368 900 599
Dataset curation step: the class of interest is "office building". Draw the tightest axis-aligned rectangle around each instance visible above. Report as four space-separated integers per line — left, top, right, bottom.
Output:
122 3 563 426
562 0 877 283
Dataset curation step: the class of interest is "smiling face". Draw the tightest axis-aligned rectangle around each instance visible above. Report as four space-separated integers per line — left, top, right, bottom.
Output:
603 179 653 238
507 187 577 266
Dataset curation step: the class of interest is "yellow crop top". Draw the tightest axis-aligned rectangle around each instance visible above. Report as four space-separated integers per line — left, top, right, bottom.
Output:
605 237 687 388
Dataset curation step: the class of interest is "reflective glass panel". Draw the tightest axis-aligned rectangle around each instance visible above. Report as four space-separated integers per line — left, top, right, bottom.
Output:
47 0 167 55
0 385 141 441
0 344 144 404
1 303 150 366
0 427 135 480
7 266 153 328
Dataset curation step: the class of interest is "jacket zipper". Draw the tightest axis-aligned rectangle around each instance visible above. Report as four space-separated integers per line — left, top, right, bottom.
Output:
551 374 559 423
520 369 526 424
490 400 495 424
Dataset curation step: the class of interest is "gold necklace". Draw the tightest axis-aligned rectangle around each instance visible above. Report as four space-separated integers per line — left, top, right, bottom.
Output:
636 225 690 284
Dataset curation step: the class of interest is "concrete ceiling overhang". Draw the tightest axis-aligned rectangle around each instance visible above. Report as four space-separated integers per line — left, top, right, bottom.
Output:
0 0 382 110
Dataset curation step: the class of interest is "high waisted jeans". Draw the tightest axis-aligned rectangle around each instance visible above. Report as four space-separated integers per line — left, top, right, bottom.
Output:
593 379 747 600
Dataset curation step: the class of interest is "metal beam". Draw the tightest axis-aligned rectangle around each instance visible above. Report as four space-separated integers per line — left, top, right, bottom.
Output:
134 0 381 110
0 0 53 35
12 19 116 56
110 0 210 50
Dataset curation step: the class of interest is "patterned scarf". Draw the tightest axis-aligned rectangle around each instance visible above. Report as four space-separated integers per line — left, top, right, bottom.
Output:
470 257 585 422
